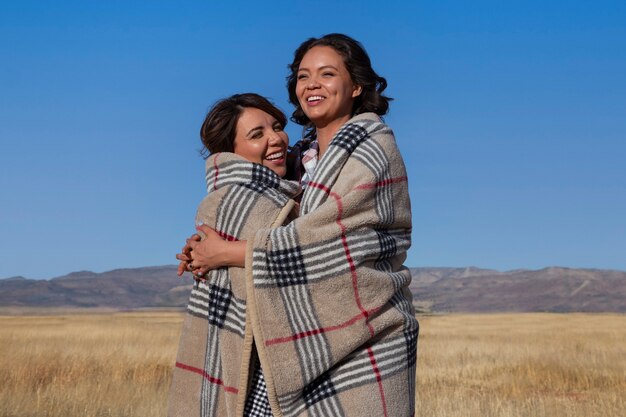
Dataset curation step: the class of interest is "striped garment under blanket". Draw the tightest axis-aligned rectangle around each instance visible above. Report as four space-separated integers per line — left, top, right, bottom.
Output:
168 152 300 417
247 112 418 417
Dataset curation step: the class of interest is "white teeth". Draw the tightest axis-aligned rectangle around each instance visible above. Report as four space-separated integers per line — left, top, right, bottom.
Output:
265 151 284 161
307 96 324 102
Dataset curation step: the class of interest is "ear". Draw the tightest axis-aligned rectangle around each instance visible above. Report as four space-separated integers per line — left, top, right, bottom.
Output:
352 84 363 98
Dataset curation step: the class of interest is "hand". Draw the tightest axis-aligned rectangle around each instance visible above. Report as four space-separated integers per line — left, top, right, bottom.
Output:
185 225 226 275
188 224 247 272
175 233 201 276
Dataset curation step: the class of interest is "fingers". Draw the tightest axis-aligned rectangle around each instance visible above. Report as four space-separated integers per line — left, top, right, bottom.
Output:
187 238 201 250
196 224 214 235
186 233 201 245
176 231 206 278
176 253 191 262
193 266 209 279
177 261 187 276
181 234 201 254
186 235 200 245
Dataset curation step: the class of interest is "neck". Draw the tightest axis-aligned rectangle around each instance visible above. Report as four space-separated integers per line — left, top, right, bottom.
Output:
314 115 351 158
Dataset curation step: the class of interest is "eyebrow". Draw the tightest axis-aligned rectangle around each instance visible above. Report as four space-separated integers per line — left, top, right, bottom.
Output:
246 126 263 138
298 65 339 72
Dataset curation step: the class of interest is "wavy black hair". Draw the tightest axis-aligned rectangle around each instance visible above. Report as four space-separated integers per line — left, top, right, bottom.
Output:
287 33 392 130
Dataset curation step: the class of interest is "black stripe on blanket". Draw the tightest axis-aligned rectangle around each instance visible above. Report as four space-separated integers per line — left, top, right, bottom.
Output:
187 280 246 337
186 280 232 329
251 163 280 189
278 334 412 416
330 123 369 153
253 229 411 288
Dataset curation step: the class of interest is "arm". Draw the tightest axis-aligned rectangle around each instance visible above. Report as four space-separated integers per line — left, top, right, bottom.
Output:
176 152 299 278
187 225 246 276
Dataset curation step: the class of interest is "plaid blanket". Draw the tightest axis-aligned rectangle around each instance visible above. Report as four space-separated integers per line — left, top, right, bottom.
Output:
168 153 300 417
247 112 418 417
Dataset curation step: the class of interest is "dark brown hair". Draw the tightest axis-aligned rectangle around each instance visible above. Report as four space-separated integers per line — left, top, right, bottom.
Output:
200 93 287 157
287 33 392 129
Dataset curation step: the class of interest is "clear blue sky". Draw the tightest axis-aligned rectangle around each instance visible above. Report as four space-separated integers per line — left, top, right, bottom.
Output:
1 1 625 279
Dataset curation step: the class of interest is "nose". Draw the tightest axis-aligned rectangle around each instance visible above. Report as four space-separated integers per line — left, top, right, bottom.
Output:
306 76 320 89
268 130 282 145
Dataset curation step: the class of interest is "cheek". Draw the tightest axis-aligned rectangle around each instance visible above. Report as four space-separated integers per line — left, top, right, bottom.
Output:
295 83 306 101
235 142 264 161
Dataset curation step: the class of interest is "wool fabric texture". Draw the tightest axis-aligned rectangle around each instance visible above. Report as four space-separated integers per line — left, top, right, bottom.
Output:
168 152 300 417
169 112 418 417
247 113 418 417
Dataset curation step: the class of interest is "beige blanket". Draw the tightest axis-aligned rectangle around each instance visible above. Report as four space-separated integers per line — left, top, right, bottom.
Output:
247 112 418 417
168 153 300 417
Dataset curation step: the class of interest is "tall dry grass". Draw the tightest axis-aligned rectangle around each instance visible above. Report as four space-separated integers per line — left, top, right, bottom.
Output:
0 311 624 416
0 311 183 417
416 313 626 417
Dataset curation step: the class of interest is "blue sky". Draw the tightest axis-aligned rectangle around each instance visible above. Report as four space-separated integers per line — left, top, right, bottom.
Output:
1 0 625 279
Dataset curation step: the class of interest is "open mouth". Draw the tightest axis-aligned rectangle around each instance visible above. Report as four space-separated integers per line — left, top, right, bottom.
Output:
265 151 285 161
306 95 325 104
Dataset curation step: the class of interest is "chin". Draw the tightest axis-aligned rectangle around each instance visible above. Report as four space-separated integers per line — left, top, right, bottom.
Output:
269 166 287 178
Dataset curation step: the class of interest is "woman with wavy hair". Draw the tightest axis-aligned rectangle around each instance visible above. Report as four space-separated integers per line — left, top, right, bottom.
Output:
178 34 418 417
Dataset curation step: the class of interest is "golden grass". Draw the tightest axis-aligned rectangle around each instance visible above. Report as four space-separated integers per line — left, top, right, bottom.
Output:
0 311 624 417
0 312 183 417
416 313 626 417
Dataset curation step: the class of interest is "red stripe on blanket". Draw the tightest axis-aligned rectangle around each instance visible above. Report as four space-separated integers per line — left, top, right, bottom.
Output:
354 176 408 190
310 178 388 414
308 181 376 337
264 306 382 346
175 362 239 394
307 181 330 193
367 347 389 417
216 229 239 241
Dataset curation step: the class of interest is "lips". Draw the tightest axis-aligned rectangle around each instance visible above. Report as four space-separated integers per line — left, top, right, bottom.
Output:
306 95 325 105
265 150 285 161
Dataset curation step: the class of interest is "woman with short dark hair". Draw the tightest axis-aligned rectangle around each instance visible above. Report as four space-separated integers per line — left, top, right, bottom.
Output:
169 93 300 417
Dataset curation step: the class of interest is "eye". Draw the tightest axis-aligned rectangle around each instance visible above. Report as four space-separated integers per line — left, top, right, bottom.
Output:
323 71 335 77
251 131 263 139
273 123 283 132
297 73 308 80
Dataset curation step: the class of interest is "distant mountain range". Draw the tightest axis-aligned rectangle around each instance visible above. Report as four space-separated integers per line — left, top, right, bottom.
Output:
408 266 625 313
1 266 624 313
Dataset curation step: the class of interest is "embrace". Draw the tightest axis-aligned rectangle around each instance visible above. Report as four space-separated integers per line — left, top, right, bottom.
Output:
168 34 418 417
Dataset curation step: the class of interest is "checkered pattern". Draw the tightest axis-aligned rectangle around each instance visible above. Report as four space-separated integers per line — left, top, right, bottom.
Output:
375 229 398 262
250 162 280 190
267 243 308 287
329 123 370 152
249 113 417 417
168 153 300 417
243 354 274 417
201 281 231 327
205 153 300 200
253 229 406 288
187 277 246 337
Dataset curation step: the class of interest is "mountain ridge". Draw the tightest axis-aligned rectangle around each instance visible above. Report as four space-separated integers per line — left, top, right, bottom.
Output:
2 265 624 313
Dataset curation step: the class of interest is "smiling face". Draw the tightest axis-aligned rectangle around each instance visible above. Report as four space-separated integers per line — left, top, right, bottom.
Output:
295 46 362 130
233 107 289 177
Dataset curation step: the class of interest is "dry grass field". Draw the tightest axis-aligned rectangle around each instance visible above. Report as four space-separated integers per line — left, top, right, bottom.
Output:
415 314 626 417
0 311 624 417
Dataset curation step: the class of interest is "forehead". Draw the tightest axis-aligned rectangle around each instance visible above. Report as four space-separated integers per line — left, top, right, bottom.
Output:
236 107 275 131
299 45 347 69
